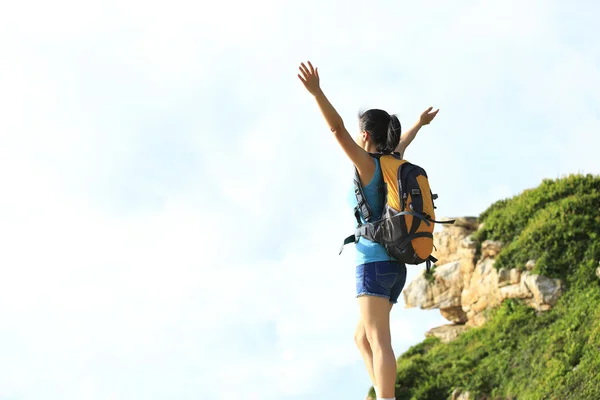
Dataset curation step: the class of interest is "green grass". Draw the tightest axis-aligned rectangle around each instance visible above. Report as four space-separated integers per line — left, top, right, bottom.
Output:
379 174 600 400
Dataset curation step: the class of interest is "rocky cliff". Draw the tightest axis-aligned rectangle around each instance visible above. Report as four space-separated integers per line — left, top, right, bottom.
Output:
403 217 563 343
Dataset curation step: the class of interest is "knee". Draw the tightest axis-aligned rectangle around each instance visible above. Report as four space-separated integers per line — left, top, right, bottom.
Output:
354 327 370 350
364 326 392 351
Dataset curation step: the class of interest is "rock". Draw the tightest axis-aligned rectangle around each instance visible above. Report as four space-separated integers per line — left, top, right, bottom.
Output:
432 227 474 266
457 236 478 289
431 218 479 266
459 235 477 251
499 279 533 301
462 259 501 326
425 324 470 344
432 262 464 309
401 216 565 337
481 240 503 259
440 306 468 324
524 273 563 311
451 389 465 400
450 216 480 230
405 254 563 328
403 274 434 309
456 236 478 263
404 261 464 312
497 268 511 287
451 389 481 400
457 392 473 400
468 312 490 327
510 268 522 284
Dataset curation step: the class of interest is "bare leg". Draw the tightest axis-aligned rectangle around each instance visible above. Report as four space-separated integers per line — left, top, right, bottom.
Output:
358 296 396 398
354 319 376 387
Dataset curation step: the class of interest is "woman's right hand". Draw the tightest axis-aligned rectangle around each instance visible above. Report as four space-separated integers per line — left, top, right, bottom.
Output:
298 61 322 96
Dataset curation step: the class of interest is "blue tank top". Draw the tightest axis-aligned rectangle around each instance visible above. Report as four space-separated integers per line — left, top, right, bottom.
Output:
347 158 395 266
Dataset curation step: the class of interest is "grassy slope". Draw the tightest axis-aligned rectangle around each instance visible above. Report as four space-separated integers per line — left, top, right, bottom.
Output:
373 174 600 400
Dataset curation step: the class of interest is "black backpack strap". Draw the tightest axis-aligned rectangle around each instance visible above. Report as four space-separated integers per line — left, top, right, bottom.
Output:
426 217 456 225
426 255 438 274
353 207 362 226
354 167 375 223
397 162 417 212
339 234 357 255
398 211 431 227
342 154 387 255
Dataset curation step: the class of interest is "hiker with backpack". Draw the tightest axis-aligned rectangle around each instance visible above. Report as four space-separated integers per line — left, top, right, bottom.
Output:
298 61 446 400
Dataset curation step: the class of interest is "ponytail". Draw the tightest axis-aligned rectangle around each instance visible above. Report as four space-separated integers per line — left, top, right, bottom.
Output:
385 114 402 153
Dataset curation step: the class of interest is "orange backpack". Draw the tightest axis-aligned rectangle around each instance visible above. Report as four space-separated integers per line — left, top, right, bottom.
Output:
340 153 455 271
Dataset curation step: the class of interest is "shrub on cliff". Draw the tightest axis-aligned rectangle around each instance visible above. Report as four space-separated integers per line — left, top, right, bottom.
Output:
473 174 600 284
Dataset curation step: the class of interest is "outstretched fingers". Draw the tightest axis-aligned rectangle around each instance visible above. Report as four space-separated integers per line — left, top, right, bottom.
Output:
298 63 309 85
299 62 309 78
299 61 318 78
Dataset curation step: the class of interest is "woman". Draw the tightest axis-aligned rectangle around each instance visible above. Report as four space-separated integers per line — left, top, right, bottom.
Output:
297 61 438 400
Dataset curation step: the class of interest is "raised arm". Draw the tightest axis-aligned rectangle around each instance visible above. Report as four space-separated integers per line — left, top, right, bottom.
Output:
395 106 439 157
298 61 375 185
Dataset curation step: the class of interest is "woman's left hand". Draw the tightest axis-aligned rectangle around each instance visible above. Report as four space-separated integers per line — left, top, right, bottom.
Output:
419 106 439 126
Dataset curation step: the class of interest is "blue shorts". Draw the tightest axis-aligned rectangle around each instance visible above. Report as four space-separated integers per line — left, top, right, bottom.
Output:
356 261 408 304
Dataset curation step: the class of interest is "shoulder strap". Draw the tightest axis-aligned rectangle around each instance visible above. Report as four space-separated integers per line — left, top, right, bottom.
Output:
354 153 387 223
354 153 398 223
354 167 374 223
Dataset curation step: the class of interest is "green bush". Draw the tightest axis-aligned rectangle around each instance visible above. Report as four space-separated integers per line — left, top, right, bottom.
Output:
368 174 600 400
473 174 600 283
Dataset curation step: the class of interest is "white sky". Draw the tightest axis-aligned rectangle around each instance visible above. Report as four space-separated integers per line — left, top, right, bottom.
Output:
1 0 599 399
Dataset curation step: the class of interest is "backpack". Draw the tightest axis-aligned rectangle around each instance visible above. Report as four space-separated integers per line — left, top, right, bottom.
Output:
340 152 455 272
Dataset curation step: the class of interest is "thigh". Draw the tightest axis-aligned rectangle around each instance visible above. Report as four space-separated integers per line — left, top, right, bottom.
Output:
357 294 393 339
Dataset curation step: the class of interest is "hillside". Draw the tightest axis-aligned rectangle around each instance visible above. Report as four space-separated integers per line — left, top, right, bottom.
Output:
368 174 600 400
